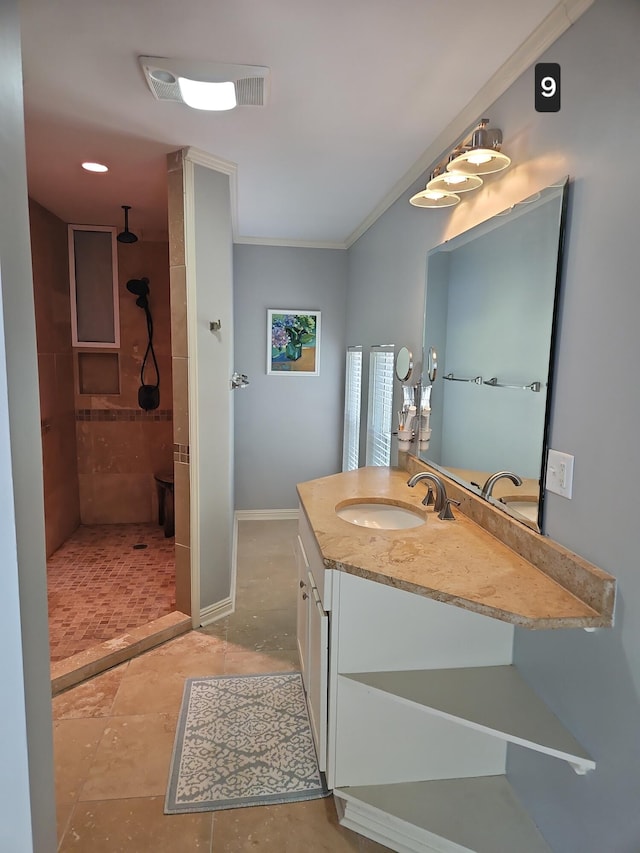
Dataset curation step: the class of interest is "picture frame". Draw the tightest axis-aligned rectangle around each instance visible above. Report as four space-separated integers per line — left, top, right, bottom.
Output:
267 309 321 376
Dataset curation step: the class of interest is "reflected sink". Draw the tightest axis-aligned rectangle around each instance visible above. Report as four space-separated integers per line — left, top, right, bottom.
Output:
503 500 539 522
336 502 425 530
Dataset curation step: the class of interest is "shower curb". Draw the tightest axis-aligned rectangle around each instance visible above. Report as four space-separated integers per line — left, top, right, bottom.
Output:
50 611 192 696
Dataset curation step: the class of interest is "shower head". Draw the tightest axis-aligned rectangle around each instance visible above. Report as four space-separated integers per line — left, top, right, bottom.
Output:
126 277 149 298
117 205 138 244
126 277 150 309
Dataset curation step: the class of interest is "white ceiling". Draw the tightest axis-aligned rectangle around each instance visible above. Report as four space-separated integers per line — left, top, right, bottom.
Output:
20 0 567 246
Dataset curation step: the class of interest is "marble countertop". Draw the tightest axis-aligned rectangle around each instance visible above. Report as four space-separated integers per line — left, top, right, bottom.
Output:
297 467 615 629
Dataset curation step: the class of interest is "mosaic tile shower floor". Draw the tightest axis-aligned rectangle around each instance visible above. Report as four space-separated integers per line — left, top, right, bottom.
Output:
47 523 175 663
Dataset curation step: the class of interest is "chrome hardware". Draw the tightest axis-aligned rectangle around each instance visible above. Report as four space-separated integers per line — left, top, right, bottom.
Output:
484 377 542 392
407 471 447 514
427 346 438 382
230 372 249 390
299 580 306 589
444 373 483 384
209 319 222 331
302 592 308 601
438 497 461 521
480 471 523 499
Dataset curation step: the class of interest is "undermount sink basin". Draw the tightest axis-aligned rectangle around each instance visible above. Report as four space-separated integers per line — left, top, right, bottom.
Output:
336 502 425 530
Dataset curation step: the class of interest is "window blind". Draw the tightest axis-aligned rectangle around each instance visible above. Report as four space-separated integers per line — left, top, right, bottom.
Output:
342 347 363 471
366 346 395 467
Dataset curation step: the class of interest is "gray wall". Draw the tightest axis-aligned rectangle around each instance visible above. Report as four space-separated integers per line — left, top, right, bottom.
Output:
0 1 56 850
346 0 640 849
233 244 348 510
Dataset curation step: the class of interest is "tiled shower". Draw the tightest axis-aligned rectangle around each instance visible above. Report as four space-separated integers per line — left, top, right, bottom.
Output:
29 197 177 662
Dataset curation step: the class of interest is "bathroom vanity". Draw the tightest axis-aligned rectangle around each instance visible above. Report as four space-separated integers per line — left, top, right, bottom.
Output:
296 465 615 853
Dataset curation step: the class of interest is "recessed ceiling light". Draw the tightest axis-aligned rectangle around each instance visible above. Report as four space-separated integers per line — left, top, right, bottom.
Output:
82 162 108 173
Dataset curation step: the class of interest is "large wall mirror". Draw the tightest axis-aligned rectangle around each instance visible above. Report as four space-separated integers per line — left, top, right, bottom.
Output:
420 176 569 533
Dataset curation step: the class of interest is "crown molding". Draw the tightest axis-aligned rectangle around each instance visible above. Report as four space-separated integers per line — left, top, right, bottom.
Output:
234 235 347 250
344 0 595 249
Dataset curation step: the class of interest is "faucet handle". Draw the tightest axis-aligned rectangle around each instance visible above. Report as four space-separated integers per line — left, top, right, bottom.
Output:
438 497 461 521
421 486 435 508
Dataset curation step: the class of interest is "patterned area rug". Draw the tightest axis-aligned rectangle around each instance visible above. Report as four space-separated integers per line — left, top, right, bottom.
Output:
165 672 329 813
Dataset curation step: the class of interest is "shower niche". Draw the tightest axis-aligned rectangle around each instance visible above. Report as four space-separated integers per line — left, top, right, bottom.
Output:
68 224 120 347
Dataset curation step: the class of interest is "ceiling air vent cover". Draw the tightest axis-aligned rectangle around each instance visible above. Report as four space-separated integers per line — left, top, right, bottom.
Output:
139 57 269 107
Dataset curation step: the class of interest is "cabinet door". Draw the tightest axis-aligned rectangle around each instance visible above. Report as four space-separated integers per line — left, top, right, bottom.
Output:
295 535 310 690
307 580 329 772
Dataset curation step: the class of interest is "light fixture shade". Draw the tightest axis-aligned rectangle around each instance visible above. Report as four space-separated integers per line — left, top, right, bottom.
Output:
178 78 237 111
427 171 483 194
446 148 511 176
409 188 460 208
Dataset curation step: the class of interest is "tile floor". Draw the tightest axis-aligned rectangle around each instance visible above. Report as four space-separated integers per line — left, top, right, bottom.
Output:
47 523 175 662
54 519 391 852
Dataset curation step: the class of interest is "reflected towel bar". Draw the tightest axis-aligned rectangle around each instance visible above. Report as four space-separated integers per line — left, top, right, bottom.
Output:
443 373 483 384
484 377 543 392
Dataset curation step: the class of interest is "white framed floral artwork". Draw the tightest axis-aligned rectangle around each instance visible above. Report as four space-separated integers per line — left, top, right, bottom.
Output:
267 309 321 376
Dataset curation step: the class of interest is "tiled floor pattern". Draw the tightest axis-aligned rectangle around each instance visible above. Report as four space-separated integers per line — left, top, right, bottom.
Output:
48 523 175 662
54 520 391 852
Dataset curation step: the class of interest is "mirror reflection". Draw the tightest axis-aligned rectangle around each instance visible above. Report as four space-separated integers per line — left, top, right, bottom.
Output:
420 177 569 532
395 346 413 382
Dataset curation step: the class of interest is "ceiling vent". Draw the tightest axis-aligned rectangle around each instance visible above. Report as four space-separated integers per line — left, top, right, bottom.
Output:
139 57 269 108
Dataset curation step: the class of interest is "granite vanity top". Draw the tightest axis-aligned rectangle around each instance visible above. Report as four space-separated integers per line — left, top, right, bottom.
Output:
296 467 615 630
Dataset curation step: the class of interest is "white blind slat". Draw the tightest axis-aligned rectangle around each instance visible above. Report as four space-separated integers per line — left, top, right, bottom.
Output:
342 348 363 471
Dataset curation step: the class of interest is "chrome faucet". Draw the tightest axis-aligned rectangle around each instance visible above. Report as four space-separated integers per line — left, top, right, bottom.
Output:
407 472 460 520
480 470 523 499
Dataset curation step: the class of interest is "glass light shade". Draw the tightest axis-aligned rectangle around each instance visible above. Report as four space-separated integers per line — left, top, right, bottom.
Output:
178 78 237 111
446 148 511 176
427 171 483 194
409 188 460 208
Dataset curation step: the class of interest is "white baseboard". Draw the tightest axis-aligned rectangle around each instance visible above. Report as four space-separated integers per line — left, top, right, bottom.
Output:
199 596 234 627
234 509 299 521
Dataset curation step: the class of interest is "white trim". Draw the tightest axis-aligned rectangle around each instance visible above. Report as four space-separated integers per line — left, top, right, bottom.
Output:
185 147 239 242
199 596 234 627
230 512 238 617
235 509 299 521
183 155 201 628
344 0 595 248
234 235 347 251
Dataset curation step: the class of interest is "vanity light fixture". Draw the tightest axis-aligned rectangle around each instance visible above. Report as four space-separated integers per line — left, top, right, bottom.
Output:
410 118 510 210
409 187 460 208
446 119 511 176
139 57 269 111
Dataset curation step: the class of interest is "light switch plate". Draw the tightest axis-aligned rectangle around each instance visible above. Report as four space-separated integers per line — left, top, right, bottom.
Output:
546 449 574 498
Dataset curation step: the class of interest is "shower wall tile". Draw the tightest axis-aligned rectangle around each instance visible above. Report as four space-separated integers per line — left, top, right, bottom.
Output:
79 473 154 525
167 166 185 268
173 461 190 548
73 239 174 523
169 265 187 358
29 198 81 557
167 150 191 611
172 357 189 445
174 543 192 615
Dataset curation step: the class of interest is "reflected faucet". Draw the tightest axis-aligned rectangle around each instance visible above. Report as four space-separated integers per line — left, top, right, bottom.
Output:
407 472 459 520
480 471 523 499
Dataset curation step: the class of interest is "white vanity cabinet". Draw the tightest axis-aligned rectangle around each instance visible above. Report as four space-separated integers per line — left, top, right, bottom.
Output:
328 571 594 853
296 508 331 772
